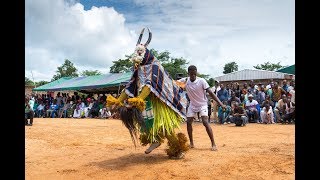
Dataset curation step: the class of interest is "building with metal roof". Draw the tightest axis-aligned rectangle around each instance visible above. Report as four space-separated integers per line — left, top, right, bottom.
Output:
213 69 295 85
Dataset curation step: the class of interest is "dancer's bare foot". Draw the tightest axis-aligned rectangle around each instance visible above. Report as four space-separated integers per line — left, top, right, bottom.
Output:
211 145 217 151
145 142 161 154
170 152 185 159
190 144 195 148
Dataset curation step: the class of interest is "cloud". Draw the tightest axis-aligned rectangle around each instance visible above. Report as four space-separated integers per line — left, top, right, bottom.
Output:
26 0 294 82
26 0 136 81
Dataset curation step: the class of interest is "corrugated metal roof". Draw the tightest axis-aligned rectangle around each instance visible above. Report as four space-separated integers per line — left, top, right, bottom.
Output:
214 69 295 82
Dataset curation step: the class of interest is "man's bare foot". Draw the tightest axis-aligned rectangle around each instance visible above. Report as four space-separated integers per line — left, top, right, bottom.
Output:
211 145 217 151
145 142 161 154
190 144 195 148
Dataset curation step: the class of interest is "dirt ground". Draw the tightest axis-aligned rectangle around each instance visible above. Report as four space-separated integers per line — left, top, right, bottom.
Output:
26 118 295 180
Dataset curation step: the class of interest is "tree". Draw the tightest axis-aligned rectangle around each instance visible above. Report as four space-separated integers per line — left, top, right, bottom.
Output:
253 61 284 71
207 78 215 87
162 57 189 79
109 55 133 73
223 62 238 74
80 70 102 76
36 81 49 87
25 77 34 85
51 59 79 81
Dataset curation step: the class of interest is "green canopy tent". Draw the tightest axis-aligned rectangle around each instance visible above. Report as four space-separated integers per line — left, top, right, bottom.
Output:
33 72 133 94
276 64 295 75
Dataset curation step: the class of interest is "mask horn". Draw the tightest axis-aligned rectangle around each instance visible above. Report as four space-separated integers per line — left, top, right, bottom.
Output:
135 27 152 47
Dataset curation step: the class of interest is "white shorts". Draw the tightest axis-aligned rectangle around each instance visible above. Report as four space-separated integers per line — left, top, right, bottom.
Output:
187 105 208 118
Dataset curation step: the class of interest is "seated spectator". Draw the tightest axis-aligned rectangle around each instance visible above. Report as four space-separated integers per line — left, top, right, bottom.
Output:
218 101 232 124
282 97 295 124
245 94 259 123
58 99 72 118
260 103 274 124
88 99 100 118
66 101 76 118
274 94 288 123
35 101 45 118
46 100 59 118
73 100 83 118
229 102 248 126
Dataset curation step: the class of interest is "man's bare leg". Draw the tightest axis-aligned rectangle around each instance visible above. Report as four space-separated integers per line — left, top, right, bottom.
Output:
202 116 217 151
187 117 195 148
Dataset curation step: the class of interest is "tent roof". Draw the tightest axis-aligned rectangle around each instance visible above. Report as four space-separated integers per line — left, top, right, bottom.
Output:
276 64 295 75
33 72 132 92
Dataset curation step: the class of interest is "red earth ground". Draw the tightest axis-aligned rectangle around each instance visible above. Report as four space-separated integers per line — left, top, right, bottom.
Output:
26 118 294 180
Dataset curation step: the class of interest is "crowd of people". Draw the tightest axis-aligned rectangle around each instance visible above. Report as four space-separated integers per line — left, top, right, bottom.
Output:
25 92 115 126
204 79 295 126
25 79 295 127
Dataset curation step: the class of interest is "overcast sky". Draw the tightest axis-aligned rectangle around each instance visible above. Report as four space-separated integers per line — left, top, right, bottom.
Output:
25 0 295 82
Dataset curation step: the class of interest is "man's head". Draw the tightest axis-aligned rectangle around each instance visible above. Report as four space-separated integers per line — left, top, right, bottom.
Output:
248 94 253 102
188 65 197 82
231 91 236 98
283 80 287 86
281 94 287 103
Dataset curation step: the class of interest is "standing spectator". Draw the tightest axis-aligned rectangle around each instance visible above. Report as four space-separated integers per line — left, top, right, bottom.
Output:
288 85 295 103
232 82 241 99
256 86 266 105
25 97 34 126
282 80 289 92
271 82 286 107
241 82 249 103
217 84 229 103
287 81 295 93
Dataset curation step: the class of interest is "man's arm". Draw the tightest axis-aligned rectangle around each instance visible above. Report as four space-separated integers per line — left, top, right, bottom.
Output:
206 88 225 108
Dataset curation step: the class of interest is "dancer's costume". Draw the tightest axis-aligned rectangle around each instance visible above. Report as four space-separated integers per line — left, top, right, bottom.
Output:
106 27 189 158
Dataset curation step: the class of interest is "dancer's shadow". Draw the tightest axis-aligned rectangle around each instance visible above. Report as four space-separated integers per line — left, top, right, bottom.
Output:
89 153 169 170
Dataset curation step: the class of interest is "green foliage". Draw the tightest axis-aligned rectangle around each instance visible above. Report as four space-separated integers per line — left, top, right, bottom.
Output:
109 55 133 73
52 59 79 81
162 57 189 79
208 78 215 87
253 61 284 71
25 77 34 85
80 70 102 76
36 81 49 87
223 62 238 74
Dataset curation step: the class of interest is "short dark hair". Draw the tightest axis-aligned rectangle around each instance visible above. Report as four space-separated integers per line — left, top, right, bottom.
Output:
188 65 197 72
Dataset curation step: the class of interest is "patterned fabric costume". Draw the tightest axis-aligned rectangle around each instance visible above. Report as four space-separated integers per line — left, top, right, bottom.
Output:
106 28 189 158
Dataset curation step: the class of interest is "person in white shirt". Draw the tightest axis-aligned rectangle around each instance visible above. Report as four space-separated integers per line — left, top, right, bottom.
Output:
177 65 225 151
245 94 259 123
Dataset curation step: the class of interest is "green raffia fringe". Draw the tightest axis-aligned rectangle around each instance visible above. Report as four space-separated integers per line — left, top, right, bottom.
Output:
139 94 184 145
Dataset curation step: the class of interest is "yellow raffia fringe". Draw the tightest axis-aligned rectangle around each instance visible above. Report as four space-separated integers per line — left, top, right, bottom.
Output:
138 86 151 100
106 91 127 108
127 97 146 112
106 95 121 107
